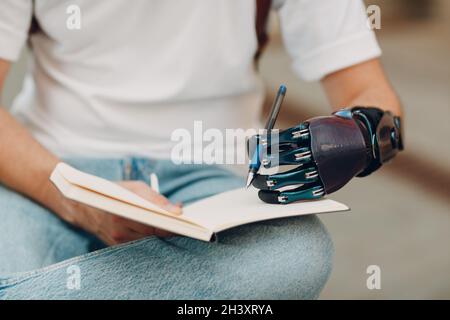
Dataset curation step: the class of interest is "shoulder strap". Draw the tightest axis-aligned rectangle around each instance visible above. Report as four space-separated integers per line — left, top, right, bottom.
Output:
255 0 272 62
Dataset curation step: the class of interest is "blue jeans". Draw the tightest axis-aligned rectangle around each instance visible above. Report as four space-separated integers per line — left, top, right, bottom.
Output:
0 158 333 299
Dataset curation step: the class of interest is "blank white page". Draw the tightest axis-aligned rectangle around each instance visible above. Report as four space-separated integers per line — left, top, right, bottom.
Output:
183 187 349 232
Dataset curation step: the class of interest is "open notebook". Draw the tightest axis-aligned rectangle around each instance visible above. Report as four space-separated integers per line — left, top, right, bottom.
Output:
50 163 349 242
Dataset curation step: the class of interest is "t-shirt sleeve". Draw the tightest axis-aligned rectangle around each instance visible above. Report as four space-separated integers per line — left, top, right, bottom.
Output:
0 0 33 61
275 0 382 81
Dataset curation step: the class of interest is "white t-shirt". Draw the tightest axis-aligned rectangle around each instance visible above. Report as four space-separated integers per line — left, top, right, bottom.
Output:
0 0 381 160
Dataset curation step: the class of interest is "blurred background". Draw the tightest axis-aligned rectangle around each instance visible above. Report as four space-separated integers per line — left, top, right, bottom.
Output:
257 0 450 299
2 0 449 299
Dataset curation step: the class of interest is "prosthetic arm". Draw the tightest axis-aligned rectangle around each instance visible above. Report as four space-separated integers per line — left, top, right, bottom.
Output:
248 107 404 204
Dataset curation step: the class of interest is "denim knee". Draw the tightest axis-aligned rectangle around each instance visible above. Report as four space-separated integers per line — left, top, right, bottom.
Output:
0 215 333 299
0 183 103 275
278 215 334 299
217 215 334 299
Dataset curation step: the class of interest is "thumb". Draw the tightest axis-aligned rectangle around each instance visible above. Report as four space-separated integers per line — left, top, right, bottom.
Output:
118 181 183 215
163 201 183 215
139 188 182 215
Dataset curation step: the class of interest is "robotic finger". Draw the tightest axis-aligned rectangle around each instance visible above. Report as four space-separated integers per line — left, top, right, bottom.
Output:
247 106 403 204
258 184 325 204
252 165 320 190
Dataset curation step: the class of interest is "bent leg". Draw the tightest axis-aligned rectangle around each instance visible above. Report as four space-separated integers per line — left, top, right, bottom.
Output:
0 214 333 299
1 159 334 299
0 184 102 275
0 158 124 275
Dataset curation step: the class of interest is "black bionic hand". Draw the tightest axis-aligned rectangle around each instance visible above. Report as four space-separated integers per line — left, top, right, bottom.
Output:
248 107 403 204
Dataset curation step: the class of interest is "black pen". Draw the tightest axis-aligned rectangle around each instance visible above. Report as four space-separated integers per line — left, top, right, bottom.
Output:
246 84 286 188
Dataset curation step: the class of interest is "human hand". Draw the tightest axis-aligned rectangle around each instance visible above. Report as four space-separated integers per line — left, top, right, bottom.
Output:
62 180 182 245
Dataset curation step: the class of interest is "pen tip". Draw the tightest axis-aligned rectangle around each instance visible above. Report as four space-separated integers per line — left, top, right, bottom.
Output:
279 84 287 95
246 172 254 188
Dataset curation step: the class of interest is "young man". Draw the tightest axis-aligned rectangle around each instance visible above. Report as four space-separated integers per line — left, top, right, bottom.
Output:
0 1 402 299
